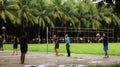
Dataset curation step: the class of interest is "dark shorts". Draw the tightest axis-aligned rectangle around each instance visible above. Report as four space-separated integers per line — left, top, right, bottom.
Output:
13 44 18 49
21 47 27 53
0 44 3 48
55 43 59 49
20 44 28 53
103 46 108 51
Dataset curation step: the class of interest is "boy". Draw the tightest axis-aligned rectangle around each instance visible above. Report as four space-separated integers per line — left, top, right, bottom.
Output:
20 32 28 64
0 35 3 51
53 34 59 56
12 36 18 55
65 34 71 57
98 33 109 58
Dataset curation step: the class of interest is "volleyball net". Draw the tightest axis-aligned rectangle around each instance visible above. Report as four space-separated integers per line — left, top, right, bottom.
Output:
49 27 114 43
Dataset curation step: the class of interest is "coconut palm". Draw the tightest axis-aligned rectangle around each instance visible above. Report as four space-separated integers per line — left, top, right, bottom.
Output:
0 0 19 23
98 5 120 29
75 0 120 29
76 0 102 29
17 0 38 32
62 0 79 27
50 0 72 27
34 0 54 43
35 0 54 29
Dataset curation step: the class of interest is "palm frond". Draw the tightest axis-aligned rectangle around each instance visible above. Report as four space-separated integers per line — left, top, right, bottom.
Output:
5 10 15 22
1 11 6 22
23 12 28 22
45 16 54 28
6 4 20 10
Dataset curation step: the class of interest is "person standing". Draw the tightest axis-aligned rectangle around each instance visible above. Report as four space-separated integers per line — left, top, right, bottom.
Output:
12 36 18 55
0 35 3 51
98 33 109 58
53 34 59 56
20 32 28 64
65 34 71 57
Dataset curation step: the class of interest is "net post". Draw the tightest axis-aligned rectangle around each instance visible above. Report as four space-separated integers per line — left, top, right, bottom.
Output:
46 27 48 54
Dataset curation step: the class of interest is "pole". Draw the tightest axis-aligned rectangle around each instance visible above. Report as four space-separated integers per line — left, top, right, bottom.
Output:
2 26 6 43
38 20 40 43
46 27 48 54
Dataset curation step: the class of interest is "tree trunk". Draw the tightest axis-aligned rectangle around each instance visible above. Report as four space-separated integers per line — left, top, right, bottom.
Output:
115 0 120 13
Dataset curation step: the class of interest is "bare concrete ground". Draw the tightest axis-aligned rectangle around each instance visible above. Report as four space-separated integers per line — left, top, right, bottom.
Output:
0 51 120 67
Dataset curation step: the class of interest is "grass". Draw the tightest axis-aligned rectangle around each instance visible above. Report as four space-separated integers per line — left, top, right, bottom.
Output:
3 43 120 56
89 64 120 67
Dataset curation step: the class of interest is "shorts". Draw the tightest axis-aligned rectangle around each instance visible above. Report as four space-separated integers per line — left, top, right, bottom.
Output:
0 44 3 48
13 44 18 49
55 43 59 49
103 46 108 51
21 47 27 53
20 44 28 53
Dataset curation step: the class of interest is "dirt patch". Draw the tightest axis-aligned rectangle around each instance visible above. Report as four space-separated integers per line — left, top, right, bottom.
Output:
0 51 120 67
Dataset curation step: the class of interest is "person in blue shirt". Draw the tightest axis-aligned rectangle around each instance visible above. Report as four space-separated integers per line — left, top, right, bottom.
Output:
65 34 71 57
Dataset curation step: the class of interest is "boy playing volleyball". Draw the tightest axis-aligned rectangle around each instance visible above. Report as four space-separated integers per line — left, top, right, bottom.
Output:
98 33 109 58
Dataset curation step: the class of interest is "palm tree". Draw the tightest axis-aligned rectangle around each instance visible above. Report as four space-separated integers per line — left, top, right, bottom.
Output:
0 0 19 23
76 0 102 29
17 0 38 32
62 0 79 27
50 0 72 27
75 0 120 29
34 0 54 43
98 5 120 29
36 0 54 29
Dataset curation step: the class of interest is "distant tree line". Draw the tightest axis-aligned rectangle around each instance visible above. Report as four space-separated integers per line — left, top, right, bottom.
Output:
0 0 120 42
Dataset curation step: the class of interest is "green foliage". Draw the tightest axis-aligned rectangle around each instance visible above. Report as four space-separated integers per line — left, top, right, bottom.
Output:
36 0 54 29
0 0 19 23
0 0 120 29
88 64 120 67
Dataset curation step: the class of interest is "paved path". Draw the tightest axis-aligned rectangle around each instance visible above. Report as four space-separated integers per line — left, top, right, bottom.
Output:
0 51 120 67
